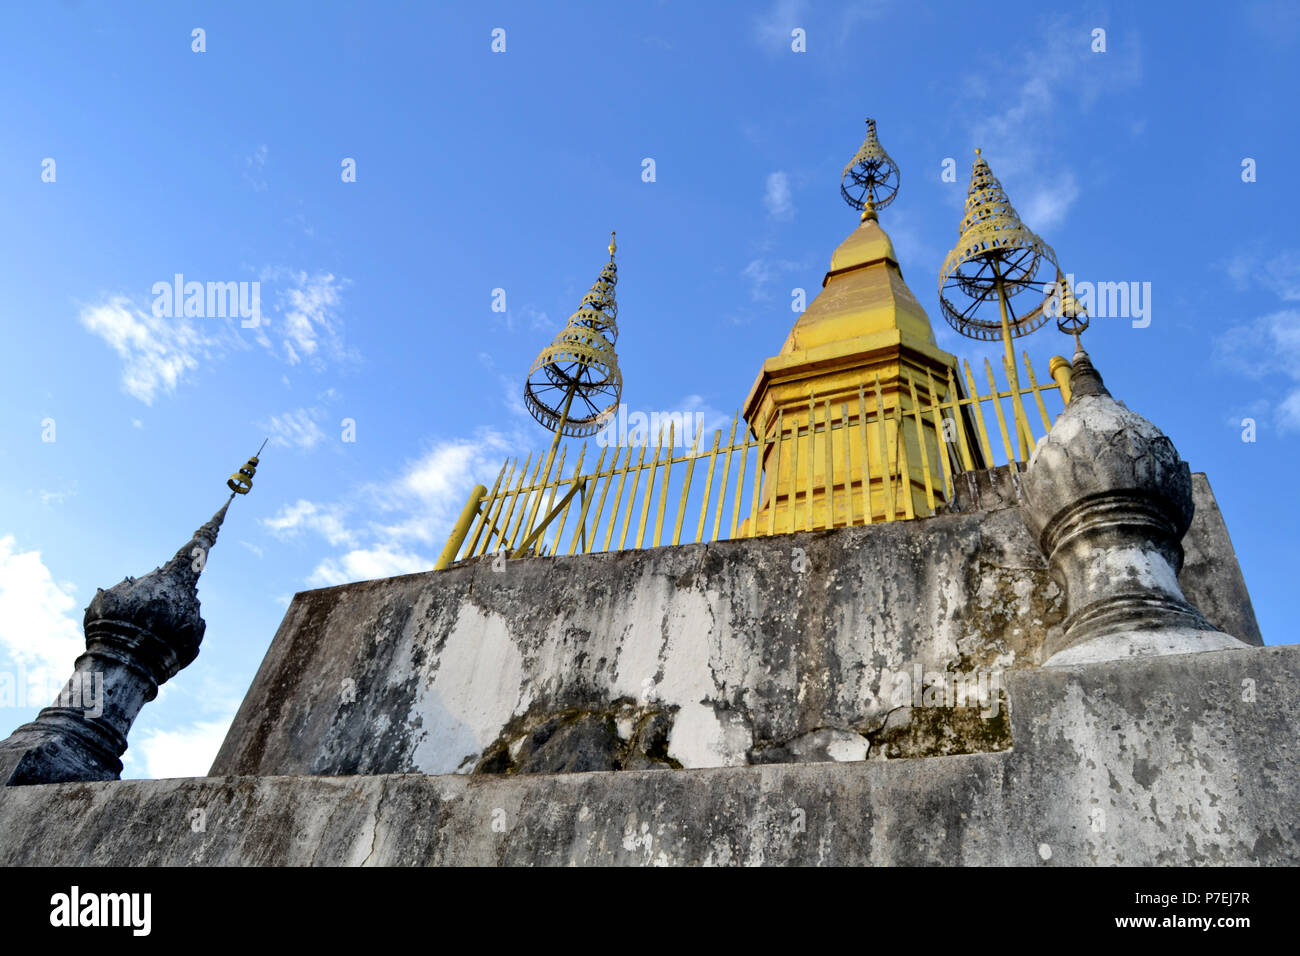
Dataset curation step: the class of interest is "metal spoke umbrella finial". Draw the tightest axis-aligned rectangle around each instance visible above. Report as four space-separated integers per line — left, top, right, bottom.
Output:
523 235 623 443
1048 269 1090 351
938 149 1063 345
840 118 900 214
939 149 1074 458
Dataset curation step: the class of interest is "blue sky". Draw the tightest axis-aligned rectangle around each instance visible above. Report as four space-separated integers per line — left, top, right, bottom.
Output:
1 0 1297 778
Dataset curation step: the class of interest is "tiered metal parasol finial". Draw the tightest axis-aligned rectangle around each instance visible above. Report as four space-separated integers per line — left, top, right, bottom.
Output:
840 118 900 215
937 149 1063 348
524 233 623 447
939 149 1089 456
1049 269 1090 351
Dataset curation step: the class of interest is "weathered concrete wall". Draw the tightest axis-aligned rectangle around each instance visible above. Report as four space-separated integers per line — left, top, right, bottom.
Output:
209 470 1260 779
4 644 1294 865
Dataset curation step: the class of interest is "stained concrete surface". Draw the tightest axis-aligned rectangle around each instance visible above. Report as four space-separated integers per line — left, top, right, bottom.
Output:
3 644 1292 866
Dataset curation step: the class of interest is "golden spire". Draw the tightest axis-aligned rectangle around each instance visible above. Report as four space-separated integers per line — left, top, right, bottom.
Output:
524 236 623 440
841 118 900 213
740 118 960 533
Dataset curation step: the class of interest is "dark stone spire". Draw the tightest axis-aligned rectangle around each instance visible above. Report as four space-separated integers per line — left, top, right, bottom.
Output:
1065 343 1110 401
0 495 235 786
83 494 233 677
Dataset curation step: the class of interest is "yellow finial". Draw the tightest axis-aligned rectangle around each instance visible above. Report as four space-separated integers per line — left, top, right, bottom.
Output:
609 231 617 259
227 438 268 496
860 195 878 223
975 147 982 157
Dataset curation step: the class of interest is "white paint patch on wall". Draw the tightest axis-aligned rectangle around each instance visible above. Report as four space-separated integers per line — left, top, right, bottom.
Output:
608 579 754 768
611 575 674 700
667 702 752 769
408 603 524 774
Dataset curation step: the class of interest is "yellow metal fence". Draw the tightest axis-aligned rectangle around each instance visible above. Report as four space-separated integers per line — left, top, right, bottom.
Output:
436 351 1072 568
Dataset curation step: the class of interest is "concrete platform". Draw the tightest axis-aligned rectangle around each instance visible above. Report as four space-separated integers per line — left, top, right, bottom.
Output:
2 643 1294 866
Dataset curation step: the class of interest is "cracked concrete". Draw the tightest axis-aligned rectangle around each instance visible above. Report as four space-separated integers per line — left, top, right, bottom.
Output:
208 469 1258 779
2 644 1293 866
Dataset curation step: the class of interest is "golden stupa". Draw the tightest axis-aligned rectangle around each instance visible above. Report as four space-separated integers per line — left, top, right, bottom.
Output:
740 120 963 533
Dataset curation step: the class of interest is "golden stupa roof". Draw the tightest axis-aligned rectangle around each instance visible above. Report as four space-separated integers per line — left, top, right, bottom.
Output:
774 204 938 357
742 123 956 428
828 205 896 274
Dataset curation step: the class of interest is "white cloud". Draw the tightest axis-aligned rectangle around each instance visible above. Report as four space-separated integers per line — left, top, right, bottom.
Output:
516 305 553 333
80 271 354 404
958 16 1142 235
262 407 327 450
678 394 734 447
764 171 795 221
36 481 77 508
478 352 531 417
277 271 348 366
0 536 84 699
754 0 883 54
262 499 357 548
370 433 513 547
307 547 431 587
1020 172 1080 232
1224 249 1300 301
130 717 234 779
268 430 513 589
742 258 802 302
1216 308 1300 433
1279 389 1300 433
244 144 268 192
78 298 218 405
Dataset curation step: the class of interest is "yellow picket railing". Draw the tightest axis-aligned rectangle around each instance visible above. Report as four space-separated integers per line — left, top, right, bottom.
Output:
435 351 1072 568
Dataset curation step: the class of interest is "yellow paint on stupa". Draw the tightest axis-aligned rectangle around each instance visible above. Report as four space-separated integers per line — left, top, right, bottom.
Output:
741 178 965 535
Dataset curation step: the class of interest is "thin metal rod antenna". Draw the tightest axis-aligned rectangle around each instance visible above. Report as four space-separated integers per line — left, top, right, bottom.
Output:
255 437 269 457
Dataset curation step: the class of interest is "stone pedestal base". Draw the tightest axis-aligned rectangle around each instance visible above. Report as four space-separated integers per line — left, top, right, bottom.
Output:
1045 626 1249 667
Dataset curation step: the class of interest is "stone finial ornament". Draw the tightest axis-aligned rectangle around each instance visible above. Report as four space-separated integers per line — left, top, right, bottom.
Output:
0 497 234 786
1020 346 1249 666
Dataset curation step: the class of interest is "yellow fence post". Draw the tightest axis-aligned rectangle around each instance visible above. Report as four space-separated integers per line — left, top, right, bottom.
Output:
842 402 855 526
1050 355 1074 405
457 349 1070 562
435 484 487 571
466 460 508 557
823 398 835 529
857 385 873 525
